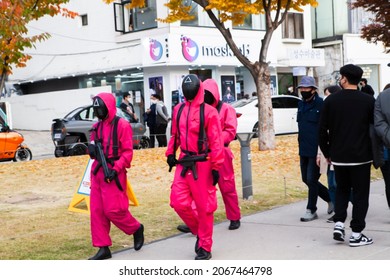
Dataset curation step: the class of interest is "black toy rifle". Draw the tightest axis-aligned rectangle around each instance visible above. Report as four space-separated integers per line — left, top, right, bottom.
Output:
95 140 111 183
93 140 123 191
177 154 209 180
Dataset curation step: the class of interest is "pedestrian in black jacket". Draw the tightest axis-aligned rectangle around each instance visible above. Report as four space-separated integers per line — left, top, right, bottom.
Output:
319 64 375 247
297 76 333 222
359 78 375 96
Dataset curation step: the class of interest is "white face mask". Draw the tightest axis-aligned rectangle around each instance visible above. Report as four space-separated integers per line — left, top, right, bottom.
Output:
151 99 157 104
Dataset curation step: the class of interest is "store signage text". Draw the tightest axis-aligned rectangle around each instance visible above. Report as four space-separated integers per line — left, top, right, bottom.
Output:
201 43 250 58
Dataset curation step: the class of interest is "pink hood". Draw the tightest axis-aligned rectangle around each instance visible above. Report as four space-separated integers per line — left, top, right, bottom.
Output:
203 79 221 107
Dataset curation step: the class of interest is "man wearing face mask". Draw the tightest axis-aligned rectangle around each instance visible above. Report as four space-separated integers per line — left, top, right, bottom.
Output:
319 64 375 247
297 76 333 222
166 74 224 260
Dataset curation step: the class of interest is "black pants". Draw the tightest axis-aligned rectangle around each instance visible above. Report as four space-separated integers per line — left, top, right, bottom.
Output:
155 123 168 147
333 163 371 233
300 156 331 213
149 126 157 148
380 160 390 208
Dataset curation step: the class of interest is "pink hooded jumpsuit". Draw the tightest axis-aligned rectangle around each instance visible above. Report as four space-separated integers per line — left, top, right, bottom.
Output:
166 81 224 253
203 79 241 221
89 92 141 248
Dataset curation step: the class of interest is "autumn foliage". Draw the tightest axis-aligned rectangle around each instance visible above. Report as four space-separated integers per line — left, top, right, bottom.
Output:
0 0 77 94
351 0 390 53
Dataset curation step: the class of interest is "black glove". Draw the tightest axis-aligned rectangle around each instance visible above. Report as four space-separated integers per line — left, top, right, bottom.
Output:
167 155 176 172
87 144 96 159
105 169 117 183
212 170 219 186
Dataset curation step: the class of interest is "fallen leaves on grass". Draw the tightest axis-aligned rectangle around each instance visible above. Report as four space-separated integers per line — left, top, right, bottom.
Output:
0 135 359 259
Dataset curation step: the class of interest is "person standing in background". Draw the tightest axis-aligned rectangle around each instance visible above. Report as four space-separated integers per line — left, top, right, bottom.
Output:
360 78 375 96
144 94 157 148
120 92 138 123
285 84 298 97
317 85 342 223
154 94 170 147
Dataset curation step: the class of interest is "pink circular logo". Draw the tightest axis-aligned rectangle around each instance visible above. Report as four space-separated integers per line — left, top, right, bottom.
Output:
149 39 163 61
181 36 199 62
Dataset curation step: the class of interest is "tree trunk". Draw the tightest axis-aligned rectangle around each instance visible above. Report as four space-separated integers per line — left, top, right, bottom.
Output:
0 72 6 99
254 61 275 151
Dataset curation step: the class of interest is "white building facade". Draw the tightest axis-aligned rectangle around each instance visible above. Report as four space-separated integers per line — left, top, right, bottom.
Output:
9 0 390 129
312 0 389 96
6 1 338 130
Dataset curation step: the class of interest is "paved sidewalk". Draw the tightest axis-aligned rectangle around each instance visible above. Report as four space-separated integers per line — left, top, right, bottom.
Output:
18 130 53 160
112 179 390 260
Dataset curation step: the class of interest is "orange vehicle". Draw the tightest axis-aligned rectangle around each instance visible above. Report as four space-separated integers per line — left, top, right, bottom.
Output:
0 124 32 162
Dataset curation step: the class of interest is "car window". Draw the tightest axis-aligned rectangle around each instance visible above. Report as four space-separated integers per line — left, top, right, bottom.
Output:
280 97 299 108
272 98 284 108
77 108 88 121
231 99 255 108
86 107 95 121
272 97 299 109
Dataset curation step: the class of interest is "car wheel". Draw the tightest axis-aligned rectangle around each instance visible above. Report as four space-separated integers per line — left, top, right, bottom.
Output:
68 143 88 156
139 136 150 149
13 148 32 162
252 122 259 138
54 147 63 157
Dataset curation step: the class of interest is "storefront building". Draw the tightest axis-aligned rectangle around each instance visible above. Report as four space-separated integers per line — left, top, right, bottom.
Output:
7 0 326 129
312 0 390 96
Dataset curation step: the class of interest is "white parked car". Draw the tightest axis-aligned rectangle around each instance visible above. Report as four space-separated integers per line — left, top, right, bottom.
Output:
232 95 300 136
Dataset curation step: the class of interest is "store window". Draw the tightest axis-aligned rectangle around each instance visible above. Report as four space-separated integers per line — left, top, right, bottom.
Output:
114 0 157 33
312 0 349 39
181 0 199 26
189 69 212 81
233 13 252 30
233 14 266 30
80 14 88 26
282 13 304 39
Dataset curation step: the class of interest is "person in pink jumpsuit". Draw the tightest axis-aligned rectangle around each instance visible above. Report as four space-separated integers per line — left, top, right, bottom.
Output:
88 92 144 260
176 79 241 233
203 78 241 229
166 74 224 260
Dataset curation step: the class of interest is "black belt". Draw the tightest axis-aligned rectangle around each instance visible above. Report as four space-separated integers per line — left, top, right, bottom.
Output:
182 149 211 156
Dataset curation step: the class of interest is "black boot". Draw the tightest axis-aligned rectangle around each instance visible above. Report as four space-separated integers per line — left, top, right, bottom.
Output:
195 247 212 260
229 220 241 230
195 236 199 253
133 224 144 251
177 224 191 233
88 246 111 260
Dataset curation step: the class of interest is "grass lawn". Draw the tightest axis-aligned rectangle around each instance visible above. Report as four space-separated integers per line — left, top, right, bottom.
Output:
0 135 382 259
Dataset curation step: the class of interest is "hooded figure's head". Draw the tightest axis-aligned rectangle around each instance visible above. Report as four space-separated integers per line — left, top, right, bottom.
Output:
203 79 221 108
181 74 200 102
92 92 116 121
93 96 108 120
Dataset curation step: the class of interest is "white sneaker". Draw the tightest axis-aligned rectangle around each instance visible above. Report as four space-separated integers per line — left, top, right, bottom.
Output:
349 233 373 247
300 210 318 222
333 223 345 242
